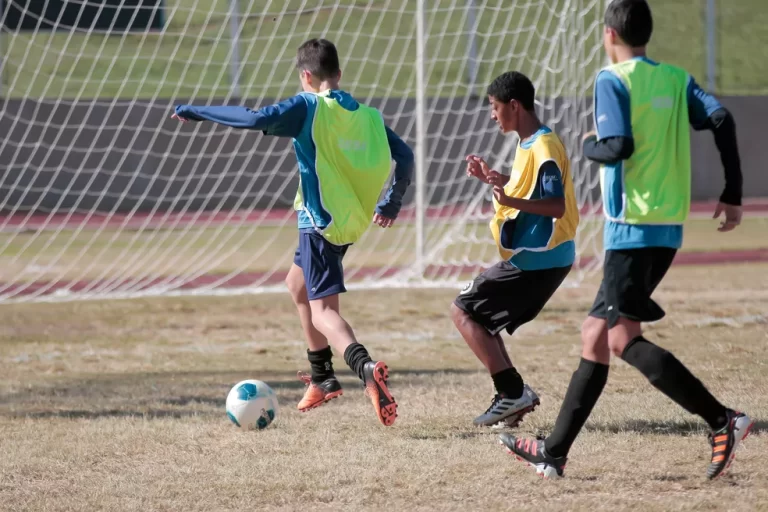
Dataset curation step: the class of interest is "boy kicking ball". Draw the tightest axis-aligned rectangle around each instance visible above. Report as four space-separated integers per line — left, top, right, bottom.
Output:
173 38 414 426
451 71 580 428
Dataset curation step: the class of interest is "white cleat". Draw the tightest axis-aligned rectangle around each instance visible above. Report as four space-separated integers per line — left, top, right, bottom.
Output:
475 384 540 427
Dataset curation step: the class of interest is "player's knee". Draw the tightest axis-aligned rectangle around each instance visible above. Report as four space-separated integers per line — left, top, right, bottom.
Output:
450 302 468 327
285 273 306 303
580 316 604 347
608 337 628 358
608 318 642 357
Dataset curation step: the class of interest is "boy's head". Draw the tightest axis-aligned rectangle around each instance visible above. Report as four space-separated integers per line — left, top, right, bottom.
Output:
486 71 536 134
603 0 653 63
296 38 342 92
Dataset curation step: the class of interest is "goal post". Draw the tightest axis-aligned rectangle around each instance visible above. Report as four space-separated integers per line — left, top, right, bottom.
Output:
0 0 606 303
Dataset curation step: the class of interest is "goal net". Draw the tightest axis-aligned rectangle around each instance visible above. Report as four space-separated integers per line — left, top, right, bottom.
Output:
0 0 606 303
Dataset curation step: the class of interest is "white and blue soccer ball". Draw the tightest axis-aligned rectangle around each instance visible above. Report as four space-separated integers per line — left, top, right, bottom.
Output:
225 379 279 430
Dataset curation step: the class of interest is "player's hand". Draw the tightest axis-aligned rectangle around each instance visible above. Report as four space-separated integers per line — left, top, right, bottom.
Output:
465 154 506 185
465 154 488 182
582 130 597 142
713 202 742 232
373 213 395 228
171 113 189 123
486 170 509 187
493 185 513 207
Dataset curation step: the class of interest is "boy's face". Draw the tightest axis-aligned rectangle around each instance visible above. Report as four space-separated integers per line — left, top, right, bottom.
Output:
488 95 518 134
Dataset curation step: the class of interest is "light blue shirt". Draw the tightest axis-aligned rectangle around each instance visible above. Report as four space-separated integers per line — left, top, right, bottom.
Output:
595 57 723 250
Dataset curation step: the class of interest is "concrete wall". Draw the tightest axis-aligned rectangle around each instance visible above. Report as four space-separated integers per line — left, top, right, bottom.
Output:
1 96 765 214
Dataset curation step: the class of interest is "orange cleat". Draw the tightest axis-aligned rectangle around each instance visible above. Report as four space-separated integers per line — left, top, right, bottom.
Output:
296 372 343 412
362 361 398 426
707 410 754 479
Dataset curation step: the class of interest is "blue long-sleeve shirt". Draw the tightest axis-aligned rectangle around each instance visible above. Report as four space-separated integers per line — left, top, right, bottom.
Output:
585 56 740 251
175 91 414 224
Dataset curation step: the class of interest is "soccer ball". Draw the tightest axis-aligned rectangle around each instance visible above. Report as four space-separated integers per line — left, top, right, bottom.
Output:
225 379 279 430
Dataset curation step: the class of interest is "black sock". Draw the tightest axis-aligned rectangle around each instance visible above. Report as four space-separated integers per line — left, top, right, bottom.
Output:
621 336 728 431
343 343 372 381
307 346 335 384
545 358 609 458
491 367 524 398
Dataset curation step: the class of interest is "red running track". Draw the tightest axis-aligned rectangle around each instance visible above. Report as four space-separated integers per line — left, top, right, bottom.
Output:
3 249 768 300
1 200 766 298
2 200 768 232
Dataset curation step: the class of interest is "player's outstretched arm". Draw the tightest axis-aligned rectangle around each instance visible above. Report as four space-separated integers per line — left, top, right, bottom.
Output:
374 127 415 228
171 96 307 137
688 78 743 231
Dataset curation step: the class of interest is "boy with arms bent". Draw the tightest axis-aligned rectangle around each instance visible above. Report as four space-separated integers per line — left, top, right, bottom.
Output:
452 71 579 428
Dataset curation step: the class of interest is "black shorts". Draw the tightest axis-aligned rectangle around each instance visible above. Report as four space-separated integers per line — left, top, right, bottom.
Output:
454 261 572 336
589 247 677 328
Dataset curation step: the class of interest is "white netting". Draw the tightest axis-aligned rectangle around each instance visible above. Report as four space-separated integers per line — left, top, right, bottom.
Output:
0 0 606 303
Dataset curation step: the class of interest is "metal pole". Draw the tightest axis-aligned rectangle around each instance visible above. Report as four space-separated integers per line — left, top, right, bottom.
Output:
705 0 716 92
228 0 242 99
466 0 479 96
415 0 426 278
0 0 4 98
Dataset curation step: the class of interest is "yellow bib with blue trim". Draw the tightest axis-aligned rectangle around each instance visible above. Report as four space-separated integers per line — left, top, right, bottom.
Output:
490 131 579 261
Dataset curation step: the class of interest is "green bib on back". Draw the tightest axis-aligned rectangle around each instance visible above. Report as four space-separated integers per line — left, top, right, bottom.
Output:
603 60 691 224
301 91 392 246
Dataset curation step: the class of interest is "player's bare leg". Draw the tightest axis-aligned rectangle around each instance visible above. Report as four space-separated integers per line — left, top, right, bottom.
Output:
496 336 514 369
451 304 539 427
309 294 397 426
286 264 343 411
286 264 328 351
451 303 510 375
308 293 357 354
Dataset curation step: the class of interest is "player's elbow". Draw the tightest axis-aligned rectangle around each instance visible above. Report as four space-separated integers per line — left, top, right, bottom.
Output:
399 148 416 180
551 199 566 219
616 137 635 160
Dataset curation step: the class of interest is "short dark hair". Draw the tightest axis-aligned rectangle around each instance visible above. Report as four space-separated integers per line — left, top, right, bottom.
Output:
486 71 535 111
604 0 653 47
296 38 340 80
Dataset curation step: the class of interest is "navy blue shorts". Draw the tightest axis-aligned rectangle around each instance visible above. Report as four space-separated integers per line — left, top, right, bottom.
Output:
293 230 351 300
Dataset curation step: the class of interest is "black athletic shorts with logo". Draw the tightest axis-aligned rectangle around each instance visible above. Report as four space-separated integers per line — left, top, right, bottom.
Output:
589 247 677 328
454 261 572 336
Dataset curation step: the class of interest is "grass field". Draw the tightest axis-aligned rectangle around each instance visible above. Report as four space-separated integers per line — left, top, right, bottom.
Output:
0 262 766 510
2 0 767 98
1 216 767 285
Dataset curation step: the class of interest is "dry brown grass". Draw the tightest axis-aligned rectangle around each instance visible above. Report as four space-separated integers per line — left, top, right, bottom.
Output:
1 263 767 511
